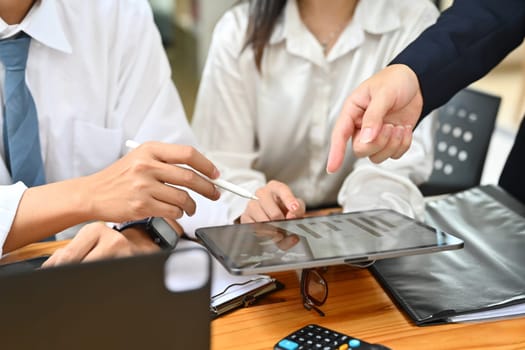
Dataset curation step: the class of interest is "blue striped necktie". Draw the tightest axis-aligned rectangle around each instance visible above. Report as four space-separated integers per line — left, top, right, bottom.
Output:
0 33 46 187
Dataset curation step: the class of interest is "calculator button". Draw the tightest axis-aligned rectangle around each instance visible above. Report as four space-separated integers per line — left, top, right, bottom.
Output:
349 339 361 348
277 339 299 350
275 325 391 350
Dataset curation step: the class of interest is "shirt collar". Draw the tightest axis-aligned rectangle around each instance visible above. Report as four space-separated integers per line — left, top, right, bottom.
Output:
269 0 402 64
270 0 325 67
0 0 72 54
355 0 401 35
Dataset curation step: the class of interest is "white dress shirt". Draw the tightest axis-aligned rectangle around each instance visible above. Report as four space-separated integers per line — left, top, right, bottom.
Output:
192 0 439 223
0 0 228 254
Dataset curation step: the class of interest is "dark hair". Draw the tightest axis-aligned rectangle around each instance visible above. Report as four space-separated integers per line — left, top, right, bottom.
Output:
243 0 287 71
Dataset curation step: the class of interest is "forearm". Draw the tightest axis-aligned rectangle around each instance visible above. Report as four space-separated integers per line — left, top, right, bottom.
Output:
391 0 525 117
4 176 94 252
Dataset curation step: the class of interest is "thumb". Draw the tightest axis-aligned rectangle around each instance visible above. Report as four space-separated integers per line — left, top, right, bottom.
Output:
358 90 394 144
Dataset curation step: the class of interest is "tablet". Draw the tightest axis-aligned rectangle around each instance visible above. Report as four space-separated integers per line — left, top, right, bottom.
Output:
196 209 464 275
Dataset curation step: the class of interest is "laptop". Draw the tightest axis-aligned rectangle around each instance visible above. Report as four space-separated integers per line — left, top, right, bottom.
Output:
0 247 211 349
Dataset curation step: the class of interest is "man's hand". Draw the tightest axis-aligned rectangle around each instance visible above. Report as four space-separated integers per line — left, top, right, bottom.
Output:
84 141 222 223
240 180 306 223
327 64 423 172
42 222 160 267
4 141 214 253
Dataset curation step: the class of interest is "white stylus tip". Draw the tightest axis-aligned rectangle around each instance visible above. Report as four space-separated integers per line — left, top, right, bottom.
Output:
125 140 140 149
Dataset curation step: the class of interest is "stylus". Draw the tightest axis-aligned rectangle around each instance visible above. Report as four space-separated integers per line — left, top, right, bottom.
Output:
125 140 259 201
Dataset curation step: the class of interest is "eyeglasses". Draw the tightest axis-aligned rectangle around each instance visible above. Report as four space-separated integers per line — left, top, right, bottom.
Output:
300 268 328 316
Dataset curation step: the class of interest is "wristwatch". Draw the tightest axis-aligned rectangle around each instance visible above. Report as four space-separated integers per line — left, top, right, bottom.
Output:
113 217 179 250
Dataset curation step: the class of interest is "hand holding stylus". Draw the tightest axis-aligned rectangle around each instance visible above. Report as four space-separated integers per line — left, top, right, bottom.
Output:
77 141 221 223
126 140 258 201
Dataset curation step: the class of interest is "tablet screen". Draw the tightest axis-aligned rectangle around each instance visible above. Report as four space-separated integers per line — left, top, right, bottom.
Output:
196 209 464 275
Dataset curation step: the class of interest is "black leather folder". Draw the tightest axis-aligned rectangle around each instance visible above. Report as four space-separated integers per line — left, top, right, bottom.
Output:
370 185 525 325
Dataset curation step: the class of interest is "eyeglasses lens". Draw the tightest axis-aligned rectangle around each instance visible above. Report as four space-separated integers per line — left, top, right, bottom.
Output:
301 269 328 316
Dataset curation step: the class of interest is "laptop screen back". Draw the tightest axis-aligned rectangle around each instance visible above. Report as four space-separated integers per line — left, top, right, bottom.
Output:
0 247 211 350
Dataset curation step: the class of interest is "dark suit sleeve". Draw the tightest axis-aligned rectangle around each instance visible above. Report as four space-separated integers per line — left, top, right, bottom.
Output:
390 0 525 117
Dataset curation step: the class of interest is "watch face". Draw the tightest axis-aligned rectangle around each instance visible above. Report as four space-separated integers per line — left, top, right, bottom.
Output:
151 217 179 248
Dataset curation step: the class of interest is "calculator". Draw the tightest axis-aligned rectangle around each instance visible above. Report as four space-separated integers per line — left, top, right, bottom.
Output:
274 324 391 350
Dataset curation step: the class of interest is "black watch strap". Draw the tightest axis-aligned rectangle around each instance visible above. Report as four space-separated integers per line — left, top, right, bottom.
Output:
113 219 149 232
113 217 179 250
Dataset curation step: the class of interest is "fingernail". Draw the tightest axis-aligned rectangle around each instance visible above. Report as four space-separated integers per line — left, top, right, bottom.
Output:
326 154 334 174
212 168 220 179
289 203 298 211
360 128 374 143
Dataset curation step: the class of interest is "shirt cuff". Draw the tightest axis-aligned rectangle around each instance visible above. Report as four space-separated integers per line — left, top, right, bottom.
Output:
0 182 28 257
338 166 425 220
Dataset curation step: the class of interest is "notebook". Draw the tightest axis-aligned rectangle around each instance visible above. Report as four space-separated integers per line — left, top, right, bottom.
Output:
210 263 282 317
370 185 525 325
178 239 283 317
0 247 212 349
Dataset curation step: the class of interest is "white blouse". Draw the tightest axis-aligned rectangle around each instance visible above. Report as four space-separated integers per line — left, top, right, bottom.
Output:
192 0 439 222
0 0 228 253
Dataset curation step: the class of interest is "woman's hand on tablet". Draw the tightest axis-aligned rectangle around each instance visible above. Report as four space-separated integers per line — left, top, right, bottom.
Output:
240 180 305 223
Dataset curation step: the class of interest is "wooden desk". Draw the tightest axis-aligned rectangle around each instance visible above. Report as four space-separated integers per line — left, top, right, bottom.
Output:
2 234 524 349
212 265 525 349
211 208 525 349
0 240 68 265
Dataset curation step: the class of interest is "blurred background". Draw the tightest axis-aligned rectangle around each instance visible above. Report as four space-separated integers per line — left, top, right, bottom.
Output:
149 0 236 119
149 0 525 185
